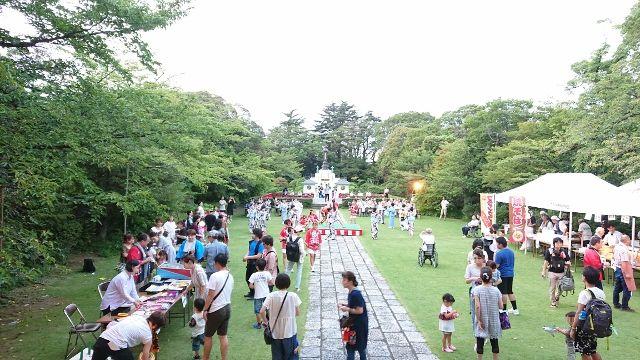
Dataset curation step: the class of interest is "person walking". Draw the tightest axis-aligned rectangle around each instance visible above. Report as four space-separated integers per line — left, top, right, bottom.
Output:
339 271 368 360
494 237 518 315
203 254 233 360
440 197 449 220
612 235 635 311
285 226 305 291
570 267 605 360
473 266 503 360
541 237 571 307
260 273 302 360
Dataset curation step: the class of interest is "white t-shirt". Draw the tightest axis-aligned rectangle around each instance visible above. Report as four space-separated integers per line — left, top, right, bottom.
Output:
206 269 234 313
249 270 273 299
101 315 152 349
190 312 205 337
441 200 449 209
603 231 622 246
263 290 302 339
578 287 606 306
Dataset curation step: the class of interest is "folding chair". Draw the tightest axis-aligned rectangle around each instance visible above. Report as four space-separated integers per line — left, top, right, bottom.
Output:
64 304 101 359
97 281 110 299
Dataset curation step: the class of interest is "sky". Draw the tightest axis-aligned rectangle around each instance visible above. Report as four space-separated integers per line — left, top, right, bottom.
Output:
121 1 640 129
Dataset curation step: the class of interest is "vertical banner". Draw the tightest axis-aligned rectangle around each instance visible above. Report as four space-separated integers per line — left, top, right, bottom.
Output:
480 193 496 235
508 196 526 243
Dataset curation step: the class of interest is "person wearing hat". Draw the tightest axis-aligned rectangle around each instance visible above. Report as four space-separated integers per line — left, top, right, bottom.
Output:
100 260 143 316
551 215 563 235
538 212 553 232
285 225 306 291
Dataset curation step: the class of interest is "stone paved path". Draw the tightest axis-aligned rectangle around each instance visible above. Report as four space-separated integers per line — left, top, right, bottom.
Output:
300 234 439 360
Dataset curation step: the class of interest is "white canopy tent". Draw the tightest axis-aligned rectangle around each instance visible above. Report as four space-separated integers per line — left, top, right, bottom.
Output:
495 173 640 247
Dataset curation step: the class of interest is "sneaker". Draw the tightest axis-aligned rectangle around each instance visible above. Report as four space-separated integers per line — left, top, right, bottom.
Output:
252 323 261 329
442 347 453 353
621 307 635 312
448 345 457 351
550 303 557 308
295 288 300 292
614 304 622 309
194 355 201 360
511 309 520 315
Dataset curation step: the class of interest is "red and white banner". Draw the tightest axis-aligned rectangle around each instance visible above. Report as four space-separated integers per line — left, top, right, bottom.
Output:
480 193 496 235
508 196 526 243
318 228 363 237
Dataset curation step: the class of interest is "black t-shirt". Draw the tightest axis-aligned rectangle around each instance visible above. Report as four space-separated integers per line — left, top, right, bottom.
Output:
544 248 570 273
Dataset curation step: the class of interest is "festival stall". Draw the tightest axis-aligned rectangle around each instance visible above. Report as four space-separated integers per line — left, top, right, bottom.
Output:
495 173 640 248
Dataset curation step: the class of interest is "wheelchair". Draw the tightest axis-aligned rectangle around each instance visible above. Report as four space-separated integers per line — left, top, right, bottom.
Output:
465 226 482 238
418 243 438 268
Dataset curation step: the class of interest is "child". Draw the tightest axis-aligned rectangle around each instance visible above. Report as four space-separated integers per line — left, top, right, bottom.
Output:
248 258 273 329
305 222 322 272
189 298 206 360
370 211 380 240
439 293 459 353
486 260 502 287
554 311 576 360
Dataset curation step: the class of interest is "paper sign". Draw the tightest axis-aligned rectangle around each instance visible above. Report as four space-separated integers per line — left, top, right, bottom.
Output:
621 216 630 224
593 214 602 222
583 214 592 221
181 295 187 308
608 215 617 221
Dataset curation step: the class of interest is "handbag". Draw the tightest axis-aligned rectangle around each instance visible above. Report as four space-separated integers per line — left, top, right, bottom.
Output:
264 292 288 345
499 311 511 330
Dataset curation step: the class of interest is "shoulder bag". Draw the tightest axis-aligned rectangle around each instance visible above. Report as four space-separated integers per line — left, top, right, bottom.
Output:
264 292 289 345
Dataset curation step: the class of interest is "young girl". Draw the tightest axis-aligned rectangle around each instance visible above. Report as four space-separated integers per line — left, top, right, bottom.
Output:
439 293 459 353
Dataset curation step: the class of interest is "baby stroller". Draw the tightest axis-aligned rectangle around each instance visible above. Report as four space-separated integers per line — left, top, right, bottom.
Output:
418 230 438 268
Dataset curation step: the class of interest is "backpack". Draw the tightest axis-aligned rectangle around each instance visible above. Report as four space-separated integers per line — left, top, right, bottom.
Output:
581 289 613 338
557 268 575 296
549 250 567 272
286 237 301 262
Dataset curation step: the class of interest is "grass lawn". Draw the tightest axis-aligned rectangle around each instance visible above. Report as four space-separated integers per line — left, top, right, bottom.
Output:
0 214 309 360
352 214 640 360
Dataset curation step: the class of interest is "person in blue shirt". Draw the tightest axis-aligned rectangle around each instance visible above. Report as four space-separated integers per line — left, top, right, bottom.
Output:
243 228 264 299
339 271 368 360
176 229 205 262
494 236 518 315
204 232 229 279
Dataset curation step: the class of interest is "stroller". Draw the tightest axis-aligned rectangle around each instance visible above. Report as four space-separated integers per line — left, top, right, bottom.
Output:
418 230 438 268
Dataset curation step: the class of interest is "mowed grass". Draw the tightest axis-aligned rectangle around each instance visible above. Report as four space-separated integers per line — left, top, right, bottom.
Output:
352 213 640 360
0 214 309 360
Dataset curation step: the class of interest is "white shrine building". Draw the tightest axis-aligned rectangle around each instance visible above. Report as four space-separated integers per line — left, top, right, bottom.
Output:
302 146 350 205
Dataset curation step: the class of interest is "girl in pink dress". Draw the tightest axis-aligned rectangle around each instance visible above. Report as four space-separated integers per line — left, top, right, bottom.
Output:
305 222 322 272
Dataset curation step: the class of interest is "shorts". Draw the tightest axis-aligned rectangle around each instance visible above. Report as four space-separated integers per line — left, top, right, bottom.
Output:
192 333 205 352
254 297 265 314
306 248 316 255
497 276 513 295
205 304 231 337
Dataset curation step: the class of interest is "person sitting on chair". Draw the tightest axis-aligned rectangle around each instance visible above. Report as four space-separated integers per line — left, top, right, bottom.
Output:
100 260 142 316
462 215 481 237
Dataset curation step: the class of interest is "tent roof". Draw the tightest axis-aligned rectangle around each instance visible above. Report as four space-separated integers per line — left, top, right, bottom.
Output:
620 179 640 193
495 173 640 216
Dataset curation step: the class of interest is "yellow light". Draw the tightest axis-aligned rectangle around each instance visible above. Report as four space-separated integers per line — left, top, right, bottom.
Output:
413 181 424 192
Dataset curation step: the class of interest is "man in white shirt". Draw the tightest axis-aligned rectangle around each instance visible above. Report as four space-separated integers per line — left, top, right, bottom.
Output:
92 312 165 360
440 197 449 219
100 260 142 315
203 253 234 360
612 235 634 310
603 223 622 247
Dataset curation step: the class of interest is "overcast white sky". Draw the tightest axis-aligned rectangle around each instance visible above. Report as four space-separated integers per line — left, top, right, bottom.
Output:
143 1 635 130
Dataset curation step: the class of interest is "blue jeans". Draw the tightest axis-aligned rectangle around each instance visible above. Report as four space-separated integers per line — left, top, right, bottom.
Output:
271 334 299 360
613 268 631 308
346 347 366 360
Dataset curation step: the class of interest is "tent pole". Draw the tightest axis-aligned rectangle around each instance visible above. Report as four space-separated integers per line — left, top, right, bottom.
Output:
633 217 636 250
568 212 573 248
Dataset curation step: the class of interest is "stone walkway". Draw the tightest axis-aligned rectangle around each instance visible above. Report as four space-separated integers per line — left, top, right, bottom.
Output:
300 234 438 360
